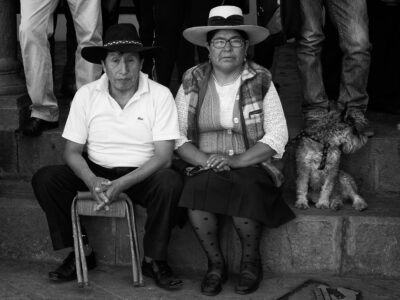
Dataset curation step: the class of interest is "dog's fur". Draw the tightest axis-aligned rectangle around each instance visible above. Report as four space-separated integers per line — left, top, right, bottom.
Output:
295 110 368 211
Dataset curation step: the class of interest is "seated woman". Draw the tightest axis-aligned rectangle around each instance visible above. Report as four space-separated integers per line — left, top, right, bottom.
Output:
175 5 296 296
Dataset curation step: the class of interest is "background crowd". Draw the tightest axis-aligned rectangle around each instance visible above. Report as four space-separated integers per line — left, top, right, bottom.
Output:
16 0 400 137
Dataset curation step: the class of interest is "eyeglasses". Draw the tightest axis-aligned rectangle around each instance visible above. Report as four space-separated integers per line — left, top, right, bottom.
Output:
210 38 245 49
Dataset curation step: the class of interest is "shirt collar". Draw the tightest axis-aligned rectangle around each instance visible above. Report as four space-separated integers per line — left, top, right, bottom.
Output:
241 61 257 82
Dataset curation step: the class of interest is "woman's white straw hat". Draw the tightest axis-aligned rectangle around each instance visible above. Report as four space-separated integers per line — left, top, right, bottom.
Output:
183 5 269 47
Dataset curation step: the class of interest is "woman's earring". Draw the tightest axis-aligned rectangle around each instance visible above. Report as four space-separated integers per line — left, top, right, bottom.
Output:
208 54 211 64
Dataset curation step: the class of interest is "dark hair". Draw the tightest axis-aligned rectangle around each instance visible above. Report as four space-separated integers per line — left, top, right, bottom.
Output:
206 29 248 44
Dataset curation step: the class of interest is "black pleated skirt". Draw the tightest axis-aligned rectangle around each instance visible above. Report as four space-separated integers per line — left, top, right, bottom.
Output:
179 166 295 227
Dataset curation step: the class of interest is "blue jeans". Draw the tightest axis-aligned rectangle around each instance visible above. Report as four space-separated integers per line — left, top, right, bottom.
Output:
296 0 371 116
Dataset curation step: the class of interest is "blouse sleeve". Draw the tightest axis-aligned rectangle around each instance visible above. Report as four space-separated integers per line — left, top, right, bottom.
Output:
258 82 288 159
174 85 191 149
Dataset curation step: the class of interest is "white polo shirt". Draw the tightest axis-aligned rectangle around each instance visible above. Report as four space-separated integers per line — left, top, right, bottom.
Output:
62 72 180 168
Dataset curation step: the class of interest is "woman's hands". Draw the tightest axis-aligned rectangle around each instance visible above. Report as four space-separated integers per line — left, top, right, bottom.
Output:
206 154 232 172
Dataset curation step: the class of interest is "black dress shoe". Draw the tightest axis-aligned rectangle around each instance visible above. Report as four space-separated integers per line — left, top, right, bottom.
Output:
200 266 228 296
49 251 96 282
235 261 263 295
19 117 59 136
142 260 183 290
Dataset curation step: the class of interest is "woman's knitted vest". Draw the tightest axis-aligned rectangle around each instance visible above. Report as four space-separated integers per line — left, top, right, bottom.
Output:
181 61 272 154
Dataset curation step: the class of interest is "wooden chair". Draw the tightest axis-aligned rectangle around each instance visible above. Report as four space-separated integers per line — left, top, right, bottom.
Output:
71 191 144 287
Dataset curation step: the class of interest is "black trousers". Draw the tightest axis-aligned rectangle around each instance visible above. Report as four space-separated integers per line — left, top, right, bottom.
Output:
31 158 183 261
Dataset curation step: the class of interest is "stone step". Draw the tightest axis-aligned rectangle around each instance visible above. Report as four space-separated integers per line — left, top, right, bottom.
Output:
2 41 399 194
1 179 399 278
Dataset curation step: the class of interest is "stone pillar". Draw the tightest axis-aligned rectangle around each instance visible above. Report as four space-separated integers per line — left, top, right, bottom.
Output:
0 0 27 129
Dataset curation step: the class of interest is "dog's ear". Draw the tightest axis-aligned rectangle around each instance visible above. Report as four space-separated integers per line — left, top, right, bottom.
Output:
342 132 368 154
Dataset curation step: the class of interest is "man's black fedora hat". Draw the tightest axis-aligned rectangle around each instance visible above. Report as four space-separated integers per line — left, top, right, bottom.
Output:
82 23 158 64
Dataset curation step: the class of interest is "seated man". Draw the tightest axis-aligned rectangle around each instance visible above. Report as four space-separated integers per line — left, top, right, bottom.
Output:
31 23 184 291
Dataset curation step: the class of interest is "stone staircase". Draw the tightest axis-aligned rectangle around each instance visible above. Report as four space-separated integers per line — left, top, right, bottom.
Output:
0 43 399 279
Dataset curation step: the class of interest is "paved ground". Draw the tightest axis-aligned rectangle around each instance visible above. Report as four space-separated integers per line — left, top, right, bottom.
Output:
1 258 400 300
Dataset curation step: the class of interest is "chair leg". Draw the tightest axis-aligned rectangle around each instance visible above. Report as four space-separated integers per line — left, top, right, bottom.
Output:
76 210 89 286
126 200 144 287
125 202 140 286
71 197 83 287
128 199 144 287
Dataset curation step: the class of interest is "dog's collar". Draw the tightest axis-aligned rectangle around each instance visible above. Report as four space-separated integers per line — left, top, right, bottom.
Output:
287 130 330 170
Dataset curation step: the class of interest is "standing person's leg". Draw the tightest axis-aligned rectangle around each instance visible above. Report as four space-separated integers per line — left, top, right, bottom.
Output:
124 168 183 290
326 0 371 113
325 0 371 132
253 38 276 70
101 0 121 37
67 0 102 89
189 0 221 63
153 0 186 86
296 0 328 122
61 2 78 96
321 16 341 102
253 0 279 70
175 1 195 88
132 0 155 77
19 0 60 125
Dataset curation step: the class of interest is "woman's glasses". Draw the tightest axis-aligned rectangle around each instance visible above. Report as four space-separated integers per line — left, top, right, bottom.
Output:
210 38 245 49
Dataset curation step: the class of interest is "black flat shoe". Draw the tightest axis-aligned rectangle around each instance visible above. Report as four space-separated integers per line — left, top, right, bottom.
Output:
200 266 227 296
235 261 263 295
49 251 96 282
142 260 183 290
19 117 59 136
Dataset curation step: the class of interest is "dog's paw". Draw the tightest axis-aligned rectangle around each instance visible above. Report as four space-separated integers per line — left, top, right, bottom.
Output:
295 200 310 209
315 201 330 209
353 200 368 211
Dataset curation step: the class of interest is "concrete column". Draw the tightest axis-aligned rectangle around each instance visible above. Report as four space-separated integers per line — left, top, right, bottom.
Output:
0 0 27 129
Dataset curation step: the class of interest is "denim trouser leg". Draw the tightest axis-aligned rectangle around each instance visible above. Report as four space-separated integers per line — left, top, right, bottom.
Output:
325 0 371 113
296 0 328 116
19 0 59 122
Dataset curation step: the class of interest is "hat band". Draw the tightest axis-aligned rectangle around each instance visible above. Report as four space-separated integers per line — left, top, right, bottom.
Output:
207 15 244 26
103 40 143 47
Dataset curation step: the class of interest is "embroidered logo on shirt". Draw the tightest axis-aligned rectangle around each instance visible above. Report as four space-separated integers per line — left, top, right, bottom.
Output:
138 117 144 120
